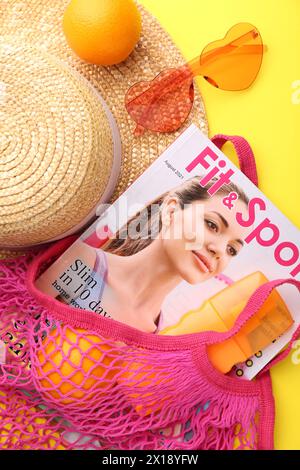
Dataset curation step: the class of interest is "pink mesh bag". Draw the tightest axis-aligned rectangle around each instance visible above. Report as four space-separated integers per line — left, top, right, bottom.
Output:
0 135 299 450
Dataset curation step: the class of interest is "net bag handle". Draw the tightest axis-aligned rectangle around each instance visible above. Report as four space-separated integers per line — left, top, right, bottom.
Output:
211 134 259 186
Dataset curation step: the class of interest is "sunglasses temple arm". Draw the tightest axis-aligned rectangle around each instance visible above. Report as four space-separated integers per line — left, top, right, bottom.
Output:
189 44 266 76
223 28 259 48
201 43 266 62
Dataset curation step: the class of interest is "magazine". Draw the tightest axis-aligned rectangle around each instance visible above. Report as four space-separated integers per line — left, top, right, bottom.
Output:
35 125 300 380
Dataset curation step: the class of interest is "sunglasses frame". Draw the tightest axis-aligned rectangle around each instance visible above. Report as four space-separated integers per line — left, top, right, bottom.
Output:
125 22 266 135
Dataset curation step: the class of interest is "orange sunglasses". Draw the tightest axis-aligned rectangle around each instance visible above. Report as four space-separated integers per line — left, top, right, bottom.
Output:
125 23 266 136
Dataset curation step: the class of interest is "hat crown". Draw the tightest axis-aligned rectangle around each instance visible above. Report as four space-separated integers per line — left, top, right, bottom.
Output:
0 38 120 249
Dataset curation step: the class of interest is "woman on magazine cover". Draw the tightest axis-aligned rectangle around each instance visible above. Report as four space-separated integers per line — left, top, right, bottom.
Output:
37 177 250 333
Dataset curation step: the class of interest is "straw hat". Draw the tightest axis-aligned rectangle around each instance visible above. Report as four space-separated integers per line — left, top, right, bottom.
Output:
0 0 208 259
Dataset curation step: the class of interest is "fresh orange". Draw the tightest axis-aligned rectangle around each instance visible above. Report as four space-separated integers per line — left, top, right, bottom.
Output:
62 0 142 65
36 327 119 405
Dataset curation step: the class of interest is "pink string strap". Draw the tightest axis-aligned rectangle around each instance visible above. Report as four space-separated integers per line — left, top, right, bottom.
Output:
212 134 259 187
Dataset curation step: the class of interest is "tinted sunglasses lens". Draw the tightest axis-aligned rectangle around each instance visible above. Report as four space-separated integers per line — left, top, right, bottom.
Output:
200 23 263 91
125 67 194 134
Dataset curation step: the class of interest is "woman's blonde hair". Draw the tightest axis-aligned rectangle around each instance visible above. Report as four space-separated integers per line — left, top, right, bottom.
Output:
104 176 249 256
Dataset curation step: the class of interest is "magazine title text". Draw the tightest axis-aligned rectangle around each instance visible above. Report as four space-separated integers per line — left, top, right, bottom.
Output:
186 146 300 278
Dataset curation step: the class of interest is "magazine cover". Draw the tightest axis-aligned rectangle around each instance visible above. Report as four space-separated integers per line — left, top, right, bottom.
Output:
35 125 300 380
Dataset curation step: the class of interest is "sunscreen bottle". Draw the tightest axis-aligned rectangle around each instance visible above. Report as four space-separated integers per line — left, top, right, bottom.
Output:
160 272 294 373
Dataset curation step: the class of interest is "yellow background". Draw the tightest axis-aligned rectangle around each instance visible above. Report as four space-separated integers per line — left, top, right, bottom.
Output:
139 0 300 450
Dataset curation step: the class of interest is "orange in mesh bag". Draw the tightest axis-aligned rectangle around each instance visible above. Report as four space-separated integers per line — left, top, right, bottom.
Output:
36 326 120 405
0 390 66 450
0 238 300 450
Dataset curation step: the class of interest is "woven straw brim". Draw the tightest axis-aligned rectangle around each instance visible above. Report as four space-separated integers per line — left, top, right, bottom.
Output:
0 0 208 259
